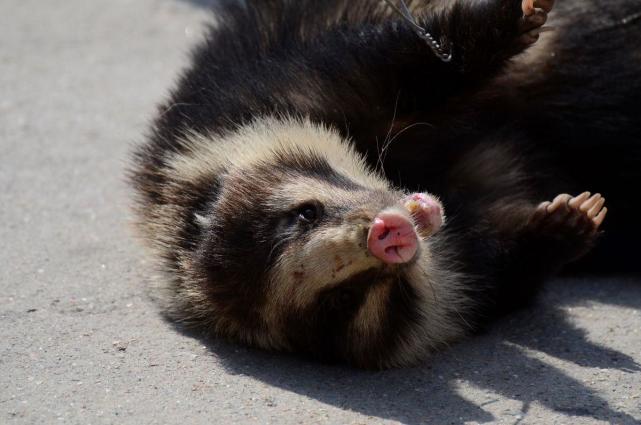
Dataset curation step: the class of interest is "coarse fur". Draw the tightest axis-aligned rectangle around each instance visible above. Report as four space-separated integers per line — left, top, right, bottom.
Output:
130 0 641 368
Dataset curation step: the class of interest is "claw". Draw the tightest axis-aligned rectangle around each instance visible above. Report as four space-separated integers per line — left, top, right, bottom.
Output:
534 0 555 13
522 0 536 16
568 192 591 208
594 207 608 228
587 197 606 219
538 201 552 210
548 194 572 212
580 193 602 213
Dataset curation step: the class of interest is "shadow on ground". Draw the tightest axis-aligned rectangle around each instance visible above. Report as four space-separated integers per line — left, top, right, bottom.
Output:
174 277 641 424
179 0 243 8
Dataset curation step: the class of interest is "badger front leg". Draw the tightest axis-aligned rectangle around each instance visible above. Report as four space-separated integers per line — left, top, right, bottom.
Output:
420 0 555 75
484 191 606 315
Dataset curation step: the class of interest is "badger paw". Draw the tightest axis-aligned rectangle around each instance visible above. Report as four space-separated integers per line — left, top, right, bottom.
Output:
529 192 607 261
517 0 555 48
402 193 444 239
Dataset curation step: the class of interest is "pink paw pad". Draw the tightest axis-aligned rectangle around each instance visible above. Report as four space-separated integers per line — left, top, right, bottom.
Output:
402 193 444 238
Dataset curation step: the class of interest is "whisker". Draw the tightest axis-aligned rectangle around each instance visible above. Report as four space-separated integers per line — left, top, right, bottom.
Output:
376 91 402 175
380 121 435 170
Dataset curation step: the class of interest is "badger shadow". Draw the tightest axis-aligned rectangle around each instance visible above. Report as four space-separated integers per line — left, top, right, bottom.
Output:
179 0 244 9
178 276 641 424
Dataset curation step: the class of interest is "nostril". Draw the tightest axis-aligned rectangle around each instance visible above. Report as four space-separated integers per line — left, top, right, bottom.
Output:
378 228 390 240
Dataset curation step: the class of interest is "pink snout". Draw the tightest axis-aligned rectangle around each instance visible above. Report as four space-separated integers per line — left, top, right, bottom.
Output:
367 211 418 264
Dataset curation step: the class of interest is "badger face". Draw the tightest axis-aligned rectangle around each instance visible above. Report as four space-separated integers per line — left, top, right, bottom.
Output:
196 167 458 368
148 118 465 368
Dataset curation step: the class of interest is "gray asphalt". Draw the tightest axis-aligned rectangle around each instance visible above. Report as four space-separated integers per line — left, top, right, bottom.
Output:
1 1 640 424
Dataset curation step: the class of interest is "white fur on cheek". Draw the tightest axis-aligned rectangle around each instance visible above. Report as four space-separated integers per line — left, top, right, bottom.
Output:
267 224 381 312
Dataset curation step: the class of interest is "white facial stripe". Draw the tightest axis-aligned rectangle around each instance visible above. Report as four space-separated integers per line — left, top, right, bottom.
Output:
166 116 389 191
351 281 392 339
268 222 381 310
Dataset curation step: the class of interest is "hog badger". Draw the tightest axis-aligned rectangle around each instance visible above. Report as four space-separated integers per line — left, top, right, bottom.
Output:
129 0 641 368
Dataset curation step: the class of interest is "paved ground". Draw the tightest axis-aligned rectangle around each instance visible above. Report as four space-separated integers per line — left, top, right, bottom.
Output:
1 0 640 424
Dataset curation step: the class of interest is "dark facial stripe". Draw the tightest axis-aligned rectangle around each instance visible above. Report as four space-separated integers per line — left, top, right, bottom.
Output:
347 273 424 368
271 150 366 191
281 269 381 363
278 266 425 368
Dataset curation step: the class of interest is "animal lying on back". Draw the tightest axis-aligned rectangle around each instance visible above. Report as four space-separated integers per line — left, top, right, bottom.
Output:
129 0 641 368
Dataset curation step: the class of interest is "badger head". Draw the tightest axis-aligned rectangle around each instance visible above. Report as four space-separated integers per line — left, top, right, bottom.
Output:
135 117 467 369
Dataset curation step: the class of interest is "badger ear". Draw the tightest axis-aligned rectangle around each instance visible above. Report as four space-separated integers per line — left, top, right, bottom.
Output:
194 213 211 228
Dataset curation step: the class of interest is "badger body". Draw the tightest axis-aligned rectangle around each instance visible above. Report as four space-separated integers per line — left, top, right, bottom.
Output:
130 0 641 368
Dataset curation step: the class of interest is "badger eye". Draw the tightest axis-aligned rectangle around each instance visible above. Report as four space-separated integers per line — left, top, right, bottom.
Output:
296 202 322 224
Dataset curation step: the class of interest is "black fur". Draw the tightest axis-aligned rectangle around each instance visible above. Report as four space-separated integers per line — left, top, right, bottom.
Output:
130 0 641 367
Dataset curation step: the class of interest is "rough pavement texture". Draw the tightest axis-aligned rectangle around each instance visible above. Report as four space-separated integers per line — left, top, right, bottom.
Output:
1 0 640 424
